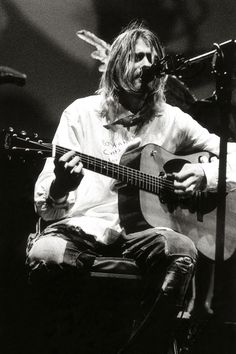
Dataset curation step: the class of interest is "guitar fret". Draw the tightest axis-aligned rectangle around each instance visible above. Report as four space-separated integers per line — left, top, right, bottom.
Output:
87 155 91 169
134 169 139 187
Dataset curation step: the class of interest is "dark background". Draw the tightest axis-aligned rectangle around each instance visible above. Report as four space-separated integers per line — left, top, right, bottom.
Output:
0 1 236 353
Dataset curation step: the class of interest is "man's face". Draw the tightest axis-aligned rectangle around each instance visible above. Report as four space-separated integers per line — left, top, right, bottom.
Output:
131 37 157 92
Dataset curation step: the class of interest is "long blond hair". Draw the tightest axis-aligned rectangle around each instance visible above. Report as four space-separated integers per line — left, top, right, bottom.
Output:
98 22 167 123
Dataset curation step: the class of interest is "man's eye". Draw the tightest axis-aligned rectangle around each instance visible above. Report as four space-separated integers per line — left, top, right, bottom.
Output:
135 53 145 62
146 53 152 63
134 53 153 63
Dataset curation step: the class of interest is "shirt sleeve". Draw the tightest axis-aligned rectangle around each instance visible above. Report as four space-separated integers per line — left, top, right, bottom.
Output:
200 141 236 192
176 109 236 192
34 103 83 221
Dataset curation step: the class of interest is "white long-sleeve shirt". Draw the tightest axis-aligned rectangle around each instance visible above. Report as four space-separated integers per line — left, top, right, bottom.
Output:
34 95 236 243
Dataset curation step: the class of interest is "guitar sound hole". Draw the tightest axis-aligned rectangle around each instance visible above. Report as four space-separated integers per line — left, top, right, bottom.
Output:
163 158 190 174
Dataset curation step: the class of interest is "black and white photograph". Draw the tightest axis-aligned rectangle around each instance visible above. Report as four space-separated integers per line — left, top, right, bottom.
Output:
0 1 236 353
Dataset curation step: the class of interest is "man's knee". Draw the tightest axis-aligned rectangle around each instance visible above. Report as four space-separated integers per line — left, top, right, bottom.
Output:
160 230 197 261
27 236 67 269
146 229 197 268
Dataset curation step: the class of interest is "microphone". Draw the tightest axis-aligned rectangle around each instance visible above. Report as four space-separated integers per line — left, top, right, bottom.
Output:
141 60 166 84
141 40 236 85
0 66 27 86
141 55 187 84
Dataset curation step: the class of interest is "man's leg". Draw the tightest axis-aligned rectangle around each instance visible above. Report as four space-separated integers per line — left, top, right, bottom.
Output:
119 228 197 354
26 224 102 282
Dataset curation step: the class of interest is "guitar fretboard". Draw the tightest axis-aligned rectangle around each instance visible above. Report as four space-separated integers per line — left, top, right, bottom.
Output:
9 133 174 195
48 143 174 195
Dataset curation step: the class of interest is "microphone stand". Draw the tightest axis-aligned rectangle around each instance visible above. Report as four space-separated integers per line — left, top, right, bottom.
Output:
209 40 235 307
163 40 235 310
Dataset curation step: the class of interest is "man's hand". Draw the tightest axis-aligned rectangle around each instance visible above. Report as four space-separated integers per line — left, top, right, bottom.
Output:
50 151 84 200
172 163 206 197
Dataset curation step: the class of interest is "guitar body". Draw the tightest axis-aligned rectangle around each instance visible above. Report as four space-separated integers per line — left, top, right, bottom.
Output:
118 143 236 260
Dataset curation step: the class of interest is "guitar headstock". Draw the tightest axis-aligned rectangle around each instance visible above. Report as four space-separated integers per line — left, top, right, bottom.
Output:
3 127 50 160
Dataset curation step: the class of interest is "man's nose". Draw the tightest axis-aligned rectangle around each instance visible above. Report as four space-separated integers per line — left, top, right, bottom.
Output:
141 55 152 67
142 57 152 68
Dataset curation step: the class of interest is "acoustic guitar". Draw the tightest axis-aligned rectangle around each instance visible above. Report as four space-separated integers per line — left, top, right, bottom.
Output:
4 128 236 260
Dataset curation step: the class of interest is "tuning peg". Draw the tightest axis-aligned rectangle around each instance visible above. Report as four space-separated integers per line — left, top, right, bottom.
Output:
20 130 27 136
33 133 38 139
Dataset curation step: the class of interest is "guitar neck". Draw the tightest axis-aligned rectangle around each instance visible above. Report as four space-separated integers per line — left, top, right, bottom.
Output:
51 143 164 194
7 131 171 195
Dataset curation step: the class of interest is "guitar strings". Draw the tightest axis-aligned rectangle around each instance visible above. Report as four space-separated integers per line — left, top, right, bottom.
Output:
16 136 174 193
48 143 174 193
39 140 174 192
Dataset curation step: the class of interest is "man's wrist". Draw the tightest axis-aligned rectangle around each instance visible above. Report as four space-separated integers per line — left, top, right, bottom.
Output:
49 179 69 203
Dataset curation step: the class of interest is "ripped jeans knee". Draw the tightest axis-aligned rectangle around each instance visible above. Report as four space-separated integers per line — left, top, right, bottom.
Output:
27 236 67 270
122 227 197 269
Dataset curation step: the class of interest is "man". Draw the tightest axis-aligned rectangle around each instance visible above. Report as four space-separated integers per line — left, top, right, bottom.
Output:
27 23 236 353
